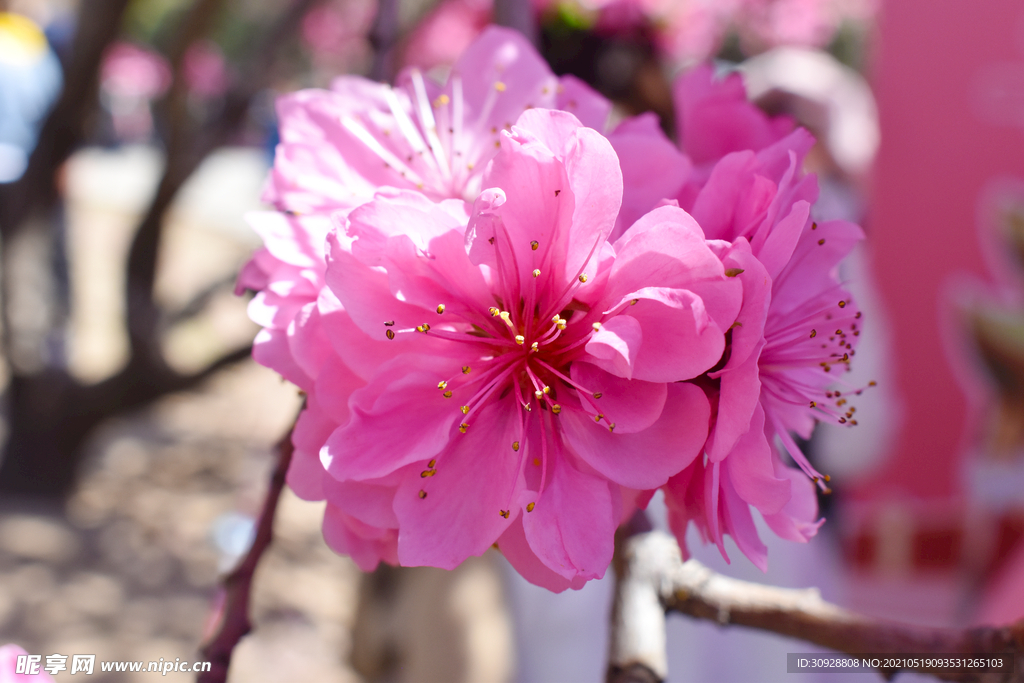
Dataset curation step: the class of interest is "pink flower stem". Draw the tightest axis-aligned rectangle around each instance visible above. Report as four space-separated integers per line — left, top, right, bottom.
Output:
197 420 297 683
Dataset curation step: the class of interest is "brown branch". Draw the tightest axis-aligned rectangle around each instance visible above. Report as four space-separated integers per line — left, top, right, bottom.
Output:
368 0 400 81
493 0 537 45
607 531 1024 683
198 424 296 683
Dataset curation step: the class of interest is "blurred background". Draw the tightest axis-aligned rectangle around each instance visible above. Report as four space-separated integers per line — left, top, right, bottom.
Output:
0 0 1022 680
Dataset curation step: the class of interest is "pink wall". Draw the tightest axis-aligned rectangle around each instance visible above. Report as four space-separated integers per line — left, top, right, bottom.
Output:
854 0 1024 503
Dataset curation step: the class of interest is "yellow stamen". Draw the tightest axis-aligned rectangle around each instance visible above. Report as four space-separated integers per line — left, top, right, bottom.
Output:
462 366 471 374
579 274 588 283
436 304 445 314
526 502 535 512
512 441 520 452
551 404 561 414
515 335 525 345
531 240 539 250
459 423 469 433
438 381 448 390
495 81 506 91
532 269 541 278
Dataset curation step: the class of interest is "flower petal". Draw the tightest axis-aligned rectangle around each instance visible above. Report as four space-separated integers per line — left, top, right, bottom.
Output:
673 64 793 167
322 503 398 571
562 382 709 489
288 400 337 502
569 361 667 434
584 314 641 379
324 470 402 531
723 403 791 515
609 112 691 241
762 454 824 543
522 454 614 582
245 211 331 268
320 354 464 481
252 327 313 391
556 74 612 130
706 342 763 463
719 466 769 572
317 288 397 382
497 516 588 592
394 399 522 568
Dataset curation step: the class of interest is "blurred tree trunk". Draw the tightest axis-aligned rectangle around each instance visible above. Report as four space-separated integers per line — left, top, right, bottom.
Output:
0 0 317 498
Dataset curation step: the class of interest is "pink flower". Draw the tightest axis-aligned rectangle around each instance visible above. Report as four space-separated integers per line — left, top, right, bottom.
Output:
100 42 171 101
264 25 610 215
299 0 376 69
183 40 228 98
0 645 55 682
313 108 741 589
400 0 492 72
673 64 795 171
614 64 863 569
735 0 878 53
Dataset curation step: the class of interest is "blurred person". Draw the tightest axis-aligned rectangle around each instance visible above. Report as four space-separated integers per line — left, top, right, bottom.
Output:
0 10 62 182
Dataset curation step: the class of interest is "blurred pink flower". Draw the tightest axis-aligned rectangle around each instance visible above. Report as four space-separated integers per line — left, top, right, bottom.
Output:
535 0 875 62
183 40 228 98
0 645 55 682
310 108 740 589
100 42 172 141
615 64 863 569
674 64 794 171
300 0 376 67
401 0 492 72
100 42 171 100
736 0 878 52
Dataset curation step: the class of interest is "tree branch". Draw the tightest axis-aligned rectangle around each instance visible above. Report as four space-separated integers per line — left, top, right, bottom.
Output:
198 424 295 683
493 0 537 45
368 0 400 81
607 531 1024 683
125 0 320 357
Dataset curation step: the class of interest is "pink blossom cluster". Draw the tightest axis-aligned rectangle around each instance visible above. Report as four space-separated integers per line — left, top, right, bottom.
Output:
405 0 877 73
238 27 863 590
